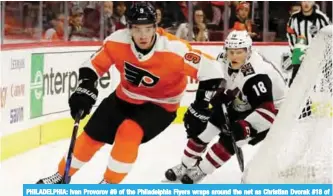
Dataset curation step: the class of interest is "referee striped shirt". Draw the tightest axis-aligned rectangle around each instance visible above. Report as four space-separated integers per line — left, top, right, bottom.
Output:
286 7 330 50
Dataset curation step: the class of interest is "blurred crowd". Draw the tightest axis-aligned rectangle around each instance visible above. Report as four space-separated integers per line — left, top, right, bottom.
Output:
2 1 332 44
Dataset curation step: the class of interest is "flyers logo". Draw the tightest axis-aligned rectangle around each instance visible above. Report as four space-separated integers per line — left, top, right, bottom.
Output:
124 62 160 87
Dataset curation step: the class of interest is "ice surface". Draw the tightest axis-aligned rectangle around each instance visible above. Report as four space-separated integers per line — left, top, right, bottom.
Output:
0 124 259 195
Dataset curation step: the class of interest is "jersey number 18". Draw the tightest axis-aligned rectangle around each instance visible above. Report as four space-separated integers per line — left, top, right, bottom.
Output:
252 81 267 96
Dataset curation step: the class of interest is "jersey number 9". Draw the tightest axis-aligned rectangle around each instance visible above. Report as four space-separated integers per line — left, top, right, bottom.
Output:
185 53 201 64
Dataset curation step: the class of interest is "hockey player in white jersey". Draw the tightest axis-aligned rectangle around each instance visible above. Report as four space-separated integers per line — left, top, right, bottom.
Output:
164 30 287 184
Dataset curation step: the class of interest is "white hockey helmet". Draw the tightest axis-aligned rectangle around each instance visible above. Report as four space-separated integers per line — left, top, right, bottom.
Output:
224 30 252 52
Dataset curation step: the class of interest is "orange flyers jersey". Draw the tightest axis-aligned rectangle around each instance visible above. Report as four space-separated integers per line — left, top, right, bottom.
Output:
83 28 223 112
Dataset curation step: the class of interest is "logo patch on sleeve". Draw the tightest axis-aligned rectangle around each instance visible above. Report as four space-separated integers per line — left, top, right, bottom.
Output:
241 63 255 76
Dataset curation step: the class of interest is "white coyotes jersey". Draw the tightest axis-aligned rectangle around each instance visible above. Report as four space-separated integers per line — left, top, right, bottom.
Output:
217 49 287 113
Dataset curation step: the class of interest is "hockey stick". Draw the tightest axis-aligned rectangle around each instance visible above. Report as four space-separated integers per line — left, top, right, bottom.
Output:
63 110 84 184
221 103 244 172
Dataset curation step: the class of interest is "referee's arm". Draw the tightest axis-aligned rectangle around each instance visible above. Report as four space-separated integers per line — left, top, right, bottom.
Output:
286 16 297 51
316 9 331 27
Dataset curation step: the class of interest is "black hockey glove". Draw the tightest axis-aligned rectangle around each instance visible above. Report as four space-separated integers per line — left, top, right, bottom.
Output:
183 103 212 138
210 88 238 108
69 67 98 120
230 120 257 141
184 79 222 138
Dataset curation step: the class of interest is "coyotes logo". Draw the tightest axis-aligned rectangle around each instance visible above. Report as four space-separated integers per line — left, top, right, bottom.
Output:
241 63 255 77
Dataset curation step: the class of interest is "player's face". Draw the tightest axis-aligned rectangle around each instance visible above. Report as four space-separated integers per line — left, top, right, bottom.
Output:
226 48 248 69
131 24 156 50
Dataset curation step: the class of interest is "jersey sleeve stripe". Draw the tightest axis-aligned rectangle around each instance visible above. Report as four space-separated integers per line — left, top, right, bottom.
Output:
256 107 276 119
245 111 273 133
245 101 278 133
258 101 278 115
255 109 275 123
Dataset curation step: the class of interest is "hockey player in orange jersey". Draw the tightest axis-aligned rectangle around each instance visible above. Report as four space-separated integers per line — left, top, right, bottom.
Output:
37 2 224 184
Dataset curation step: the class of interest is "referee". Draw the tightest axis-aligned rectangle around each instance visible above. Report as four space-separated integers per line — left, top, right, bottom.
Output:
286 1 330 86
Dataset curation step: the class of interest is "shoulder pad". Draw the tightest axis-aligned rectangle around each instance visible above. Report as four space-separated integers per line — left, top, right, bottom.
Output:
216 52 224 60
104 29 130 44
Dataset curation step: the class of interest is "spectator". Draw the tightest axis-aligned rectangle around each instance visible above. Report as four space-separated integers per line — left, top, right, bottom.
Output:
43 13 65 41
68 6 85 40
162 2 188 27
113 1 127 31
230 1 258 40
176 7 209 41
210 1 225 28
156 7 165 28
22 2 39 37
71 6 84 28
42 2 62 31
228 1 241 28
155 6 173 29
104 1 116 37
177 1 189 22
104 1 113 17
83 3 101 40
4 9 21 36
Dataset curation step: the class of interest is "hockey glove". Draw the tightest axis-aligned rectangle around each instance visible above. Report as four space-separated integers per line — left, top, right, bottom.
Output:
230 120 256 141
210 88 238 108
69 67 99 120
184 103 212 138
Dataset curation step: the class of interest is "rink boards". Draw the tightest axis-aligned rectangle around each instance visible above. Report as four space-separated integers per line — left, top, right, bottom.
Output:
0 42 290 161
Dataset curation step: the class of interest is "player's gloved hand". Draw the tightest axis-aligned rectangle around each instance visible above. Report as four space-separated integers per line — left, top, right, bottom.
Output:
230 120 256 140
183 103 212 138
69 67 99 120
210 88 238 107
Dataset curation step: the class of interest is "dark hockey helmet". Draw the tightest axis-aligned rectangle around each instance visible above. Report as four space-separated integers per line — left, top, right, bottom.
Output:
128 2 157 25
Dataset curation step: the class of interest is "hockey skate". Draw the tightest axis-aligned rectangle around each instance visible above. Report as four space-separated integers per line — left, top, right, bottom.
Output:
181 165 207 184
164 163 188 182
36 172 67 184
